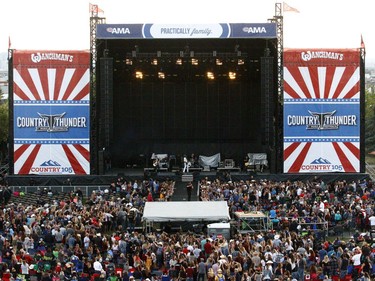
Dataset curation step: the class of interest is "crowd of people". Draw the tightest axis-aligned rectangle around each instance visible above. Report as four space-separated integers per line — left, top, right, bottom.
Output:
0 173 373 281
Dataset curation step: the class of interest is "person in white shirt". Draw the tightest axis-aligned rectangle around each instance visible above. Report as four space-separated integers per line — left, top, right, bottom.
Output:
183 155 190 173
351 247 362 268
93 257 103 272
368 214 375 228
84 234 91 249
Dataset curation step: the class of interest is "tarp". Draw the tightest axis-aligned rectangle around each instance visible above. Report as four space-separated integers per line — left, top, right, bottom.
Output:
142 201 230 222
199 153 221 168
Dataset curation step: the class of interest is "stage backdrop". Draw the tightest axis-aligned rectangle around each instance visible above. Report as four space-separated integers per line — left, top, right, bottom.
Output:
283 49 360 173
12 50 90 175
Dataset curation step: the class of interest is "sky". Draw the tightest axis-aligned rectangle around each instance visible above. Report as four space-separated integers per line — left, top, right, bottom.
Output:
1 0 374 65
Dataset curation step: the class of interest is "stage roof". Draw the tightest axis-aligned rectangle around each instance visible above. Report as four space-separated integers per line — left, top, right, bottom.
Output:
96 23 277 39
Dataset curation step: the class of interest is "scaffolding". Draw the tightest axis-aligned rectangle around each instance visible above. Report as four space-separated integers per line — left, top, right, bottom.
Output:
89 4 106 174
233 211 272 233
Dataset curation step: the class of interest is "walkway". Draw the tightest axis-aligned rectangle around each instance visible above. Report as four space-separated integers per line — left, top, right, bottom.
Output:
171 179 199 201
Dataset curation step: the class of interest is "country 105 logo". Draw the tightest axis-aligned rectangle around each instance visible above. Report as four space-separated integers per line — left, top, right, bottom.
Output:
30 160 73 174
300 157 343 172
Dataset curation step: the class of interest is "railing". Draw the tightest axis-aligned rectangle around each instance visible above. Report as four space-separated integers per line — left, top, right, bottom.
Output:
9 185 108 198
0 163 9 175
365 162 375 180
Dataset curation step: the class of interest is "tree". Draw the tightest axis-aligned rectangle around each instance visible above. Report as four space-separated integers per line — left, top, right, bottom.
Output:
365 87 375 153
0 89 8 143
0 89 9 163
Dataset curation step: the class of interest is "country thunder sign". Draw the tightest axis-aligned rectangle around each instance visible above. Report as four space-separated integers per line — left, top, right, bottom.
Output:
12 50 90 175
283 49 360 173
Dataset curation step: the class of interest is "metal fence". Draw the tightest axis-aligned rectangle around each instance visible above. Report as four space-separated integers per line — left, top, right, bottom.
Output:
9 185 109 198
366 162 375 180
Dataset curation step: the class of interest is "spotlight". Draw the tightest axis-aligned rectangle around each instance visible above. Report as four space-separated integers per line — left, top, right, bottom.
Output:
158 72 165 79
206 72 215 80
135 71 143 79
237 59 245 65
213 51 217 57
176 58 183 65
216 59 223 66
157 51 162 57
191 58 198 65
151 59 158 65
125 58 133 65
228 72 236 80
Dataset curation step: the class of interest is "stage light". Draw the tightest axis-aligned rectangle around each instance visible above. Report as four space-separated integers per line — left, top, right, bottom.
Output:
132 50 137 58
191 58 198 65
228 72 236 80
238 59 245 65
157 51 162 57
158 72 165 79
190 51 194 57
180 51 184 57
125 58 133 65
216 59 223 66
135 71 143 79
206 71 215 80
213 51 217 57
151 59 158 65
176 58 183 65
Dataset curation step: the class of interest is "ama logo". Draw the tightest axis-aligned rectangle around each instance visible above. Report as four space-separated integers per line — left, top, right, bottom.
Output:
106 27 131 34
242 26 267 34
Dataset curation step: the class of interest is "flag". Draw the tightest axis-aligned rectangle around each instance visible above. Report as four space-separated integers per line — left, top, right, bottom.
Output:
8 36 11 49
361 34 365 49
283 2 300 13
89 3 98 13
89 3 104 14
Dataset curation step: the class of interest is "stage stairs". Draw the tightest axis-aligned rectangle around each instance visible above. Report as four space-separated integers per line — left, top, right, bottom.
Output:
181 173 194 182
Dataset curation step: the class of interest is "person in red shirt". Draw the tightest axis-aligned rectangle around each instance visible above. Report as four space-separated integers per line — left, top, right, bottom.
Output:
204 238 213 258
147 191 154 202
186 262 195 281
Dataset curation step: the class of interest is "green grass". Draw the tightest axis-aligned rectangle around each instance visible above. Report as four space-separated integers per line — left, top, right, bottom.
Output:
366 155 375 165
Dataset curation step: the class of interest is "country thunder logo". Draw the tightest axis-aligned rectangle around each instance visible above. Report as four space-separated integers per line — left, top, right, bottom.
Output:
287 110 357 130
16 112 87 132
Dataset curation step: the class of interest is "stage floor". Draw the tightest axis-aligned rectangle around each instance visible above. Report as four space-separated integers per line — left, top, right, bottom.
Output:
5 166 369 187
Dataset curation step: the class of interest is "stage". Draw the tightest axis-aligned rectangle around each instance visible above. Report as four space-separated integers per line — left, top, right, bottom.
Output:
5 166 369 188
93 23 280 175
6 17 366 180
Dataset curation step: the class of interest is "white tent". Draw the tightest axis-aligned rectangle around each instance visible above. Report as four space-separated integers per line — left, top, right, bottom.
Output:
142 201 230 222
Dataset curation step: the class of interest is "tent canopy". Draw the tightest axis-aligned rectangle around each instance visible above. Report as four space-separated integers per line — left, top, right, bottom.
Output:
142 201 230 222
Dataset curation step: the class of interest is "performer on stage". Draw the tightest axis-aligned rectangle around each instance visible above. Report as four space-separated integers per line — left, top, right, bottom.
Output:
190 153 198 168
183 155 190 173
186 181 194 201
153 157 160 173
